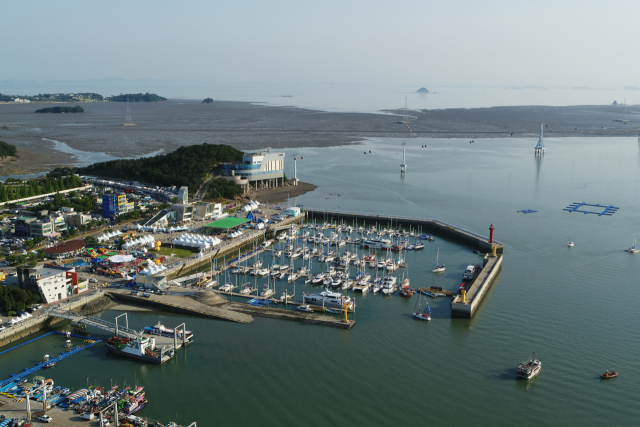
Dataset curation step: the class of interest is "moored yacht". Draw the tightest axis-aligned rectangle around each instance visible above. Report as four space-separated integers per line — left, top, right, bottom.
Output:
302 289 353 309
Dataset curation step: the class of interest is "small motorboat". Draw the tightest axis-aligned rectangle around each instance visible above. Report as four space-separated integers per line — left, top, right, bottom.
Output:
600 370 618 379
568 242 575 247
297 304 314 313
44 362 56 368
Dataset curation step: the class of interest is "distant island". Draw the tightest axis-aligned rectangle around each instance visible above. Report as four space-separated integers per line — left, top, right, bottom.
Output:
0 141 17 158
202 98 214 104
0 92 103 103
34 106 84 113
416 87 429 93
109 93 167 102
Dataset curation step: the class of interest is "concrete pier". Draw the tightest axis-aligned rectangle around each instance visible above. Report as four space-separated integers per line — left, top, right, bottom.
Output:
450 254 503 318
304 209 503 253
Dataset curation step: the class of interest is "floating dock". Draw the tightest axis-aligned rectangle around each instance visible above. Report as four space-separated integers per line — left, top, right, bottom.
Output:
450 253 503 318
0 331 101 387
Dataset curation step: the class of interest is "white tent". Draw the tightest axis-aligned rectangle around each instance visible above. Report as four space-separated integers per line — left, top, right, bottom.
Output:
108 254 136 263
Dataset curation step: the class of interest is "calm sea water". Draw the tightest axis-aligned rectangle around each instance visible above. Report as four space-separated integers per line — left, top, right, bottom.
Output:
2 136 639 425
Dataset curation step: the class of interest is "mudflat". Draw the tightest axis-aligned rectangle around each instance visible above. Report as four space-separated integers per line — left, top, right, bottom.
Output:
0 100 638 175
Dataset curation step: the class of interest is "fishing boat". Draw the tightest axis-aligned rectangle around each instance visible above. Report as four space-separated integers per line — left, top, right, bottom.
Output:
297 304 314 313
105 336 173 364
626 235 640 253
516 352 542 379
432 248 445 273
600 370 618 379
144 322 193 340
412 296 431 321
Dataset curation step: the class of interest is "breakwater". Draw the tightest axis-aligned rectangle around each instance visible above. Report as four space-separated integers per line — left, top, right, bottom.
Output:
304 209 503 253
451 254 503 318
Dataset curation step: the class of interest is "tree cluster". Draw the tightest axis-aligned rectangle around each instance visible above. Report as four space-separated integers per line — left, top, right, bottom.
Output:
0 285 41 314
34 106 84 113
202 98 214 104
0 141 17 158
207 178 244 200
0 175 83 202
109 93 167 102
77 143 244 191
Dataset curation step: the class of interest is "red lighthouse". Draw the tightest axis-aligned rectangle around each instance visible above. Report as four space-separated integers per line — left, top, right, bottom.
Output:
489 224 495 243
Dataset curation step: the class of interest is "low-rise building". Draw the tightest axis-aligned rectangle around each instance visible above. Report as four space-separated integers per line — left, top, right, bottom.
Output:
171 204 194 222
6 264 88 303
222 148 285 192
15 216 36 236
283 207 301 217
192 202 222 220
66 213 92 228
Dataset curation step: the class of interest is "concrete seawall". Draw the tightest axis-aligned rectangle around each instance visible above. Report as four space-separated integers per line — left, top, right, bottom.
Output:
107 292 253 324
304 209 503 253
451 254 503 318
0 291 106 348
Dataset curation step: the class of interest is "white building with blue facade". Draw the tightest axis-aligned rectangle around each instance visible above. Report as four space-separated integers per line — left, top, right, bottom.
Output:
222 149 285 192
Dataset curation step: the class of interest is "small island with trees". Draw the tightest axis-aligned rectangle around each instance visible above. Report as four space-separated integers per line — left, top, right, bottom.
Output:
416 87 429 93
0 141 17 158
34 105 85 113
109 93 167 102
202 98 214 104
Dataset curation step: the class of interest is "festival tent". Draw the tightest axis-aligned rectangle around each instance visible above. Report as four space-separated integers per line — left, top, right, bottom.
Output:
241 200 260 212
96 230 122 242
108 254 136 263
123 235 155 249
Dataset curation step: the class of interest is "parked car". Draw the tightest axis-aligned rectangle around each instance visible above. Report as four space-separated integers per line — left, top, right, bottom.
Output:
89 278 98 283
131 291 139 296
39 415 53 423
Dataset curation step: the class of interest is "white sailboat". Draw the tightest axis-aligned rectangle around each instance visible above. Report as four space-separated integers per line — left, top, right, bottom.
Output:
626 235 640 253
432 248 445 273
412 296 431 321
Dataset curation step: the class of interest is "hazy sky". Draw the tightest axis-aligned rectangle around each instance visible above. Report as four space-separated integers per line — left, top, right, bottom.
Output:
3 0 638 88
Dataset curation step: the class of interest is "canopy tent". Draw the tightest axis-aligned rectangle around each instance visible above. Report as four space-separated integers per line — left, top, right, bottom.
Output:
123 235 155 248
229 230 243 238
141 264 168 276
108 254 136 263
241 200 260 212
96 230 122 242
168 225 189 232
171 233 221 249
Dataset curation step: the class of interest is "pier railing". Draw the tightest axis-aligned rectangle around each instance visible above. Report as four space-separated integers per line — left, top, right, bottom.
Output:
304 208 502 245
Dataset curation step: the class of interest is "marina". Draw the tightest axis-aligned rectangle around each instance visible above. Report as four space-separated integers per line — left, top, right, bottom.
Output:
3 136 640 425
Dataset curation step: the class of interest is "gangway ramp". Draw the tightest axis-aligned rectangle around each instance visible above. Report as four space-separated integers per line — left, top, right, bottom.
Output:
48 309 141 338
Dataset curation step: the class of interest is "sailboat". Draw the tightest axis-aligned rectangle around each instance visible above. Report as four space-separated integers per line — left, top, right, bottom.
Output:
412 296 431 321
432 248 445 273
626 235 640 253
